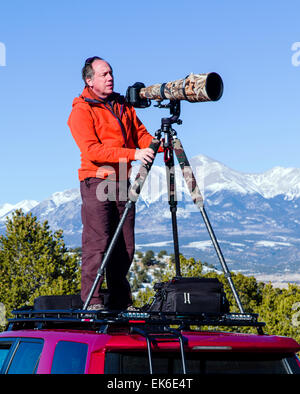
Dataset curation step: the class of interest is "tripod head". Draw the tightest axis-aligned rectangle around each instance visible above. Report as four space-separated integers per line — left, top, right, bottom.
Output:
154 100 182 126
155 100 182 146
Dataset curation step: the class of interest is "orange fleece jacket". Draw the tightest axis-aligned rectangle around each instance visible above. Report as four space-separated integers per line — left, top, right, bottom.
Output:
68 87 156 181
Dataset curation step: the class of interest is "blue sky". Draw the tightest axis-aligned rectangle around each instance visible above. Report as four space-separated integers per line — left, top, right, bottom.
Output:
0 0 299 204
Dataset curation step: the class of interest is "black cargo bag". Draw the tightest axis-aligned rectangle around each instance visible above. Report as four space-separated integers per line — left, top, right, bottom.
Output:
34 291 111 311
34 294 83 310
145 277 230 314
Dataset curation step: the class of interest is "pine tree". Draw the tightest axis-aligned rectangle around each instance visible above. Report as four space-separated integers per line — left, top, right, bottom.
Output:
141 250 155 266
257 283 300 343
0 210 81 319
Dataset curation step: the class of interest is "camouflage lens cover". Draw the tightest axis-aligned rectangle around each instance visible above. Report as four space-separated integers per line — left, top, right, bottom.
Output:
139 73 223 103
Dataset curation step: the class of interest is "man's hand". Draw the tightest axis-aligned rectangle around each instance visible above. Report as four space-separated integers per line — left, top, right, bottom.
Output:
134 148 155 165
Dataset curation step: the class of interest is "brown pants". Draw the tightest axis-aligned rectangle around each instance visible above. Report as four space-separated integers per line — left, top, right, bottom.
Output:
80 178 135 309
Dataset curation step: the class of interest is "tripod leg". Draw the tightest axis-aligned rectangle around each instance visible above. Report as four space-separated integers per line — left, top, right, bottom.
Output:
83 139 161 310
164 146 181 277
128 138 161 202
172 138 245 313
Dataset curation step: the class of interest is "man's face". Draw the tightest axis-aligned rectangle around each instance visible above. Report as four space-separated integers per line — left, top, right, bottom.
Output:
86 59 114 99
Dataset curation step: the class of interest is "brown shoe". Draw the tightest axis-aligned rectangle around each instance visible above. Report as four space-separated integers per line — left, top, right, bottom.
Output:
87 304 106 311
126 305 140 312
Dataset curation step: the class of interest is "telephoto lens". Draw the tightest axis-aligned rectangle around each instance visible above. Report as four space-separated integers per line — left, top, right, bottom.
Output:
139 72 223 103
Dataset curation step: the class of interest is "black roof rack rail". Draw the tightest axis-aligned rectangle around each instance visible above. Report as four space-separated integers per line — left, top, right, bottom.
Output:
7 308 265 335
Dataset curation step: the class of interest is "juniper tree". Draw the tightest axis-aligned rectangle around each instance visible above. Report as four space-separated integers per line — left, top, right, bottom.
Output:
0 210 81 318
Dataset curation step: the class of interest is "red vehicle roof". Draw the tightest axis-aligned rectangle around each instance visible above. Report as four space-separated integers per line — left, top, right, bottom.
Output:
1 328 299 354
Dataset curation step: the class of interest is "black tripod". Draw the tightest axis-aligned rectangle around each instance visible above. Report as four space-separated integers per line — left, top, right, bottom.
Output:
83 101 244 313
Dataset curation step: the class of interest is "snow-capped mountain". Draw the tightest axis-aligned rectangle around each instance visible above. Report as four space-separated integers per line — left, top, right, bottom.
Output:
189 155 300 199
1 154 300 279
0 200 39 221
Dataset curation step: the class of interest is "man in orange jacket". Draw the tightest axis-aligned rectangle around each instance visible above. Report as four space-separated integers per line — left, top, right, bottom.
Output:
68 56 156 310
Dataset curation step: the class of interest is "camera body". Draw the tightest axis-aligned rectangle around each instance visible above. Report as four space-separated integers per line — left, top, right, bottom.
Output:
126 82 151 108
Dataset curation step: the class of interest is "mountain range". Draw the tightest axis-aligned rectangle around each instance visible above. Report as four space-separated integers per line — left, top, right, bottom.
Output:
1 154 300 285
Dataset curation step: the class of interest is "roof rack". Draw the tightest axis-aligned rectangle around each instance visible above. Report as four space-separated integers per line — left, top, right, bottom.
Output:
7 308 265 334
7 308 265 375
